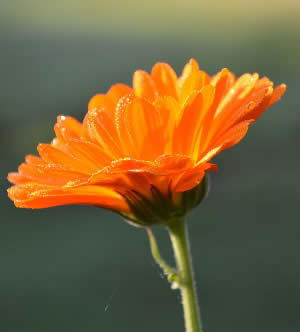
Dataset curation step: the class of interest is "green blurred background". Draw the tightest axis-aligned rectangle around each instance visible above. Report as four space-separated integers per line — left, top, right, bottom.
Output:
1 1 300 331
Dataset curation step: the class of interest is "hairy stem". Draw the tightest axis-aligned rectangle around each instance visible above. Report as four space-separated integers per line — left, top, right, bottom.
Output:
168 218 202 332
146 228 180 288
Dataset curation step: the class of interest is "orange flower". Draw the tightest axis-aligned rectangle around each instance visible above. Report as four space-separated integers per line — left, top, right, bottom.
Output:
7 59 286 225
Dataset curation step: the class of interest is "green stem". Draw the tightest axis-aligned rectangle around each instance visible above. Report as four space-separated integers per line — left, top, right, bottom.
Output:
168 218 203 332
146 228 180 288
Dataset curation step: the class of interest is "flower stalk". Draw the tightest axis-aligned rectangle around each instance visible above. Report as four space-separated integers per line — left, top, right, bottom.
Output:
146 228 180 289
168 218 202 332
147 218 202 332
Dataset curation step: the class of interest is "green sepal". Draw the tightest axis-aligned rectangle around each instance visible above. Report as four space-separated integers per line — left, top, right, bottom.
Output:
119 175 209 227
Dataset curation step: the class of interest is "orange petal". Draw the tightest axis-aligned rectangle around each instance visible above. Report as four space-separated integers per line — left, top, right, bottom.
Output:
105 159 153 173
151 63 178 99
224 84 271 127
173 163 217 192
25 154 47 165
197 68 235 156
268 84 286 106
215 73 260 118
180 59 200 81
200 74 271 155
8 183 128 212
7 172 29 185
180 70 210 105
133 70 157 102
89 155 193 180
211 85 270 142
84 108 122 159
174 84 215 156
55 115 85 139
88 94 115 114
153 96 178 154
217 120 253 151
178 58 201 91
199 120 253 163
66 139 112 168
210 67 236 86
80 166 153 198
17 163 88 186
37 144 96 174
154 154 194 173
242 83 286 121
210 68 236 109
82 155 194 195
115 95 163 160
107 83 132 105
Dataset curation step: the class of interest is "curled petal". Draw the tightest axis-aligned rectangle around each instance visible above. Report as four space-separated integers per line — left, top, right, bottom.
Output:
173 163 217 192
8 183 128 212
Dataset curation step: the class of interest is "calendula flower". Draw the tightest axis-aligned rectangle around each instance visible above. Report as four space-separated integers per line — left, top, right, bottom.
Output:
7 59 286 225
7 59 287 332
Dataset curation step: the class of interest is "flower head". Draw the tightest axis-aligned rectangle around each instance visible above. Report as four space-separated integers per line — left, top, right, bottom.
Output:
7 59 286 225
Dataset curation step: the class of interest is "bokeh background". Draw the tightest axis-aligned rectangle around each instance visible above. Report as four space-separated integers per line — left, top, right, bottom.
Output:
1 1 300 331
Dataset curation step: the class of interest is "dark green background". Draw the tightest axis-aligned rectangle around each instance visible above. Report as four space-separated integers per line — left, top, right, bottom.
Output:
1 2 300 331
